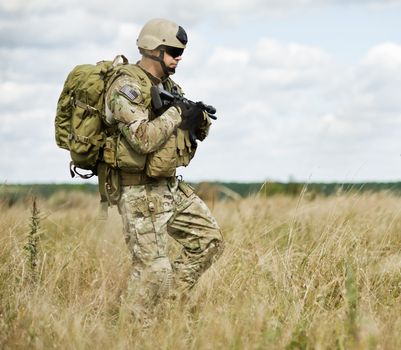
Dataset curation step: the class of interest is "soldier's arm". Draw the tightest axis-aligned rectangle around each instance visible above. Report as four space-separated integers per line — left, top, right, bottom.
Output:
106 76 182 154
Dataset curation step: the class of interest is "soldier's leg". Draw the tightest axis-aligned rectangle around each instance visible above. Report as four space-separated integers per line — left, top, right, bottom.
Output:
118 184 174 321
168 182 224 292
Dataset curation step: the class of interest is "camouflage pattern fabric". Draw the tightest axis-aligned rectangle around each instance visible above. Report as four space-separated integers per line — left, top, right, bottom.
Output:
118 178 223 321
105 74 182 155
104 69 223 322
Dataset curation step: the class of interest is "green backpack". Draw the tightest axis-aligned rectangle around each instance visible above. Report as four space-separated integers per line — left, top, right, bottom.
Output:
55 55 128 178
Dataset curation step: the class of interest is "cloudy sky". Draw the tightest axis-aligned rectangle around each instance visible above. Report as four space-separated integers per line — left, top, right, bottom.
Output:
1 0 401 184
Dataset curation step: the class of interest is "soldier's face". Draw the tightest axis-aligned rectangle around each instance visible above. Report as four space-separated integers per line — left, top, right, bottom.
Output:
163 49 182 74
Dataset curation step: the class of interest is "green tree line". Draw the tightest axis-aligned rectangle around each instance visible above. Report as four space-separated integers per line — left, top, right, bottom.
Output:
2 181 401 207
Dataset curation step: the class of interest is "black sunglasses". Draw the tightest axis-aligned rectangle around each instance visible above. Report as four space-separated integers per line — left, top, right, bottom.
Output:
163 46 184 58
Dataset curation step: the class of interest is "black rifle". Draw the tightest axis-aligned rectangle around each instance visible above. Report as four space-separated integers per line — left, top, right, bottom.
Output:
150 85 217 121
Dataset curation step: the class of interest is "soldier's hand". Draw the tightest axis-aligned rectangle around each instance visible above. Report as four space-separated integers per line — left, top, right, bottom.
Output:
175 101 204 130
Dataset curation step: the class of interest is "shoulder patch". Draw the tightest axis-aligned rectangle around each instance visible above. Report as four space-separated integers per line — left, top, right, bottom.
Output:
119 85 139 103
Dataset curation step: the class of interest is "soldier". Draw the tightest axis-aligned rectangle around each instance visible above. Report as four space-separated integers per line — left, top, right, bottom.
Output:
103 18 224 322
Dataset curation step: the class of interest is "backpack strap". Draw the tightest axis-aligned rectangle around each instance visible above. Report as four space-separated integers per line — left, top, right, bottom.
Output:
97 162 109 219
74 98 100 114
67 133 105 147
69 162 95 179
107 64 153 109
111 55 128 66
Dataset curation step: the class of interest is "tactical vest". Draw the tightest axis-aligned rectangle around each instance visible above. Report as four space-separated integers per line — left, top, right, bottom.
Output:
100 64 195 201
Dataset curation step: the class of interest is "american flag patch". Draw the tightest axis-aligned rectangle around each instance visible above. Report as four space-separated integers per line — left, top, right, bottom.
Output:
119 85 139 102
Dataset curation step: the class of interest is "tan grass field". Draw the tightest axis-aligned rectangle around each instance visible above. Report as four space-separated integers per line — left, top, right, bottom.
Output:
1 190 401 349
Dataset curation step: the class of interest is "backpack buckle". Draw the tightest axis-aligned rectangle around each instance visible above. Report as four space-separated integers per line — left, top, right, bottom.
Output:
69 161 95 179
68 133 90 144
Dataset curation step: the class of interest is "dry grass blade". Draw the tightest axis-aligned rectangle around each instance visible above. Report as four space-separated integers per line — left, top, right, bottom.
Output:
0 191 400 349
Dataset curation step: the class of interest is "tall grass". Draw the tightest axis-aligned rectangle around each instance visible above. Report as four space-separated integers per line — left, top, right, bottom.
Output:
1 190 401 349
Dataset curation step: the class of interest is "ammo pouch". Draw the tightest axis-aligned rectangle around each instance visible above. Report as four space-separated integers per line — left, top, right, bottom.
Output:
176 129 196 167
145 129 196 178
68 104 106 171
146 134 177 178
103 134 147 172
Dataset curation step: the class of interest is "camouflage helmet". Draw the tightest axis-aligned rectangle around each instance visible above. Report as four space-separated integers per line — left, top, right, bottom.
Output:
137 18 187 51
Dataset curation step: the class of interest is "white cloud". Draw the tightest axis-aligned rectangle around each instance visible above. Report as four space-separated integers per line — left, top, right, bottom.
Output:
0 0 59 14
1 1 401 182
254 39 332 67
0 81 58 109
363 42 401 69
208 48 250 65
2 0 400 23
187 38 401 181
0 10 117 49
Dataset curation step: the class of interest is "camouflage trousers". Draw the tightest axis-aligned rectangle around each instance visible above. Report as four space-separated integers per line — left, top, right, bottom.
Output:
117 177 224 319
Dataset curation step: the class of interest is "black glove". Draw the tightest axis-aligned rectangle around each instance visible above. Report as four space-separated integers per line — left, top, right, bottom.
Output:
175 101 204 131
194 124 208 141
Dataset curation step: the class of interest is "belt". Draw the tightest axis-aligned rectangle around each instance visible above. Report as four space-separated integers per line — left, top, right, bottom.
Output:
120 171 155 186
119 171 175 186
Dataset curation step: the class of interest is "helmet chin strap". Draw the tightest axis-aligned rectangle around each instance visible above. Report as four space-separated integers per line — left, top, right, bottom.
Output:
142 49 175 78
